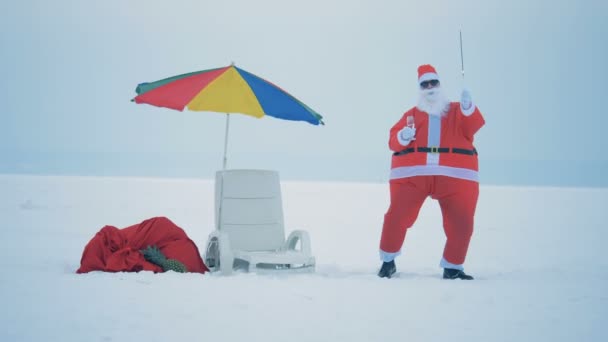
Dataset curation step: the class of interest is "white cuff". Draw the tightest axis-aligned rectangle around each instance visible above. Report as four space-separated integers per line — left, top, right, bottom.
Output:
380 249 401 262
461 102 476 116
397 131 412 146
440 257 464 270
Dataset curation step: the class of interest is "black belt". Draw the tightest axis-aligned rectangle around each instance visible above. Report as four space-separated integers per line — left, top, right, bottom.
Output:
393 147 478 156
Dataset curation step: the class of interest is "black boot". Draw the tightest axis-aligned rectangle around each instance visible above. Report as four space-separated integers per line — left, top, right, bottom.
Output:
443 268 474 280
378 260 396 278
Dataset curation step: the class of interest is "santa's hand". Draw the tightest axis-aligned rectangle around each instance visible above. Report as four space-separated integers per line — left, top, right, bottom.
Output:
398 126 416 145
460 89 475 116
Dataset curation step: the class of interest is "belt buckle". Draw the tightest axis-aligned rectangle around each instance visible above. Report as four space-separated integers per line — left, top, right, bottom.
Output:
430 146 439 153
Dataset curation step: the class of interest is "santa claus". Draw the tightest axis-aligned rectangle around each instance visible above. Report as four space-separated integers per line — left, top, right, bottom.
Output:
378 64 485 280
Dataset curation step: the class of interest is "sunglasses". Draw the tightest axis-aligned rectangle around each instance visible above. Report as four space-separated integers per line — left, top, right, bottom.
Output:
420 79 439 88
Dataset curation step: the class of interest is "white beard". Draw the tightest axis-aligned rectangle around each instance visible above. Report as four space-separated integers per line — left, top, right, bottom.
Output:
416 87 450 117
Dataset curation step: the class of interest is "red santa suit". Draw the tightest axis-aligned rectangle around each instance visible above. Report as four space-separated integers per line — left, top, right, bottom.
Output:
379 65 485 271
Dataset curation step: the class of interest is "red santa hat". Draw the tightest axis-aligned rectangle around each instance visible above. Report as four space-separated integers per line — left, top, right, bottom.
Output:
418 64 440 83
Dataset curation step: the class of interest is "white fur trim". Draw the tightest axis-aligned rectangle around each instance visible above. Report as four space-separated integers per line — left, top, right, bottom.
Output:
419 72 439 83
440 257 464 270
461 102 476 116
426 115 441 165
390 165 479 182
380 249 401 262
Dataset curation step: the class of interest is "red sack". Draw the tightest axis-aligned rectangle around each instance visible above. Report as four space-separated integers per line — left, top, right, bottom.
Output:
77 216 208 274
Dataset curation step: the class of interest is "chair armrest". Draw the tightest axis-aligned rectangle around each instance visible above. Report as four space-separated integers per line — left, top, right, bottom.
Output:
281 230 312 255
205 230 234 275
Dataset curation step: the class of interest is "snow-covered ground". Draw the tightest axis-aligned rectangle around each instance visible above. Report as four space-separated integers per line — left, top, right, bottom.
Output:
1 174 606 342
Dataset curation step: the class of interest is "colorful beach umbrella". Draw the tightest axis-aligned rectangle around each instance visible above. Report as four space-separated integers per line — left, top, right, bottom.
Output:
132 64 324 169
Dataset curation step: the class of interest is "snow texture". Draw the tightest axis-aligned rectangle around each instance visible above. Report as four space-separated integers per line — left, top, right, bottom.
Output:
1 175 606 341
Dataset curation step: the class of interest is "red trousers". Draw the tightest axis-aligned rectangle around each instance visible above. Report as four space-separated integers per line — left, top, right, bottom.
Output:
379 176 479 265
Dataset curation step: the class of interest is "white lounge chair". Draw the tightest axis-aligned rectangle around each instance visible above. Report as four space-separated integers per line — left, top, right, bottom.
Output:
204 169 315 275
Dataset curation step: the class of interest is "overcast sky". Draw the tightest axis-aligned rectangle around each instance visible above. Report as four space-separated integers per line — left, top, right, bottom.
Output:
1 0 606 186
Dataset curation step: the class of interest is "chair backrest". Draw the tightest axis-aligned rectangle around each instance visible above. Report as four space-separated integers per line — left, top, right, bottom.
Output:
215 169 286 251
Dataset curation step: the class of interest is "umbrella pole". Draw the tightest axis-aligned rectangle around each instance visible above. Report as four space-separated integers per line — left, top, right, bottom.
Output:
219 114 230 236
222 113 230 170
